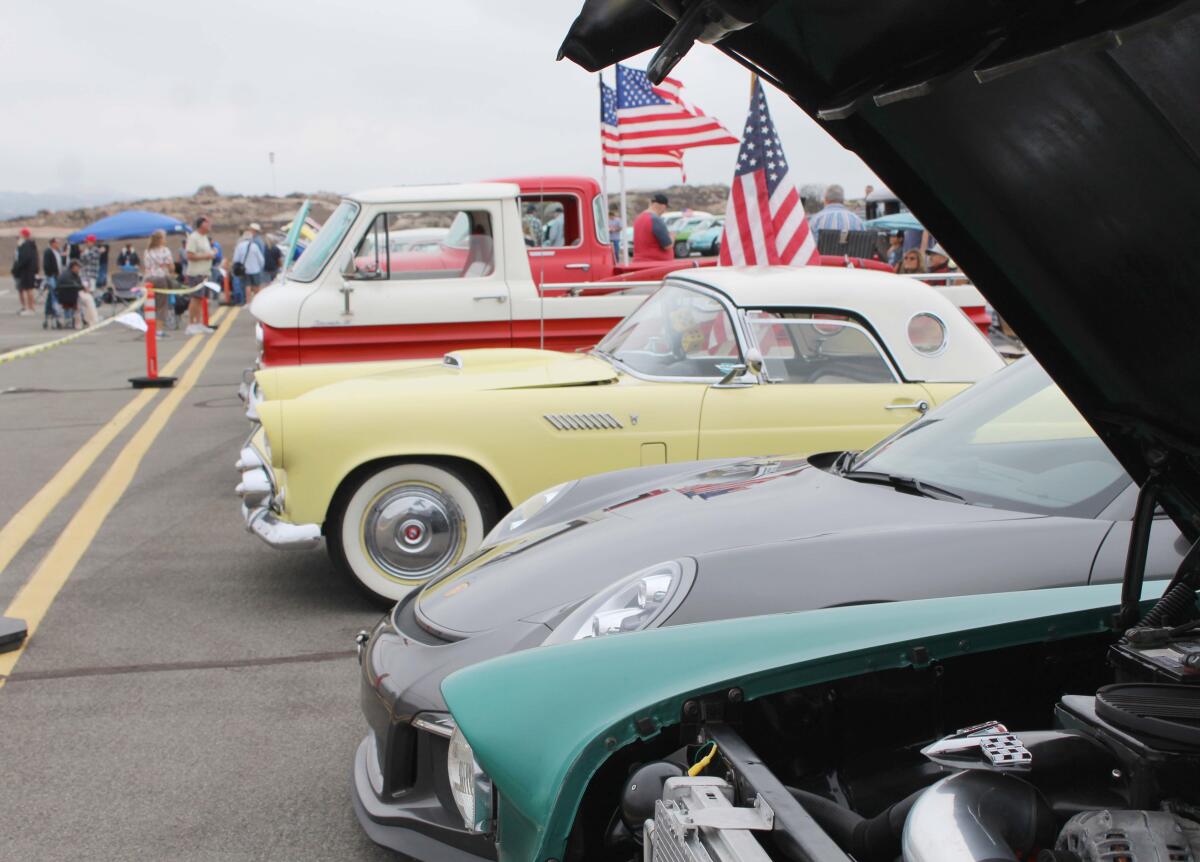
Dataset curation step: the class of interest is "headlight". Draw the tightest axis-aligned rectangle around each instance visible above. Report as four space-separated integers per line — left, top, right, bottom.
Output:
543 559 695 645
447 723 493 833
483 480 577 545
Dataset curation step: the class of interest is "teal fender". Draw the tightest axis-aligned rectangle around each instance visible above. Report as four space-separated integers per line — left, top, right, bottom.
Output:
441 582 1168 862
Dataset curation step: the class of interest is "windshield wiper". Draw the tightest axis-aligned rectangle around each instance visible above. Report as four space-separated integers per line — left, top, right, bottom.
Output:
833 450 858 475
843 470 966 503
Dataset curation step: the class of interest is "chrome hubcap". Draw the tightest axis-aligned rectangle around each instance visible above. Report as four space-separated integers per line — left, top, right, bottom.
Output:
362 483 465 582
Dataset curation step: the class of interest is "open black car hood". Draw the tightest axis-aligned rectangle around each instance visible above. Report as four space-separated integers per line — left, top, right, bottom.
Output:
561 0 1200 542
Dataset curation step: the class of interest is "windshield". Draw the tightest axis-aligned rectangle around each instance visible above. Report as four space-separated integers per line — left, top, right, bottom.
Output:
288 201 359 283
851 359 1129 518
595 283 741 379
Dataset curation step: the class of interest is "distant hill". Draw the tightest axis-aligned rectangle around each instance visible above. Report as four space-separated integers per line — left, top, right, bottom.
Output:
0 186 342 235
1 180 837 244
615 184 730 215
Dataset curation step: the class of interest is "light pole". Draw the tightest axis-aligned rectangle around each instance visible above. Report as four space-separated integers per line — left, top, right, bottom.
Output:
269 151 277 196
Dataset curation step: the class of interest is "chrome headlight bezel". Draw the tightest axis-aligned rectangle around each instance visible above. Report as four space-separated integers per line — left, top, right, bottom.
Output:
446 721 493 833
543 558 696 645
483 480 577 546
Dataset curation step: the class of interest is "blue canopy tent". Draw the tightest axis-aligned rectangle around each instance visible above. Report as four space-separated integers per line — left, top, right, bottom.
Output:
68 210 190 244
863 211 923 232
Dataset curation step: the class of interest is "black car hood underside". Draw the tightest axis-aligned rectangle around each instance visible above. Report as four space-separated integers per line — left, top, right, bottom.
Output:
560 0 1200 540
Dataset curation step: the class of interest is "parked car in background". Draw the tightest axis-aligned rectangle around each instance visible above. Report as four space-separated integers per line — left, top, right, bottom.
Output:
352 357 1183 859
687 219 724 257
674 216 722 257
663 210 711 232
237 266 1002 601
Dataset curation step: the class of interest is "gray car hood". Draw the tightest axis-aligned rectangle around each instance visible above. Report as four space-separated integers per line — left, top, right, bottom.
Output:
560 0 1200 543
416 457 1043 635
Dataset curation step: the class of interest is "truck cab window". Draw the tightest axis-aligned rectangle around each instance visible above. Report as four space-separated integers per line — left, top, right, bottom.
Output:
345 210 495 281
518 194 582 248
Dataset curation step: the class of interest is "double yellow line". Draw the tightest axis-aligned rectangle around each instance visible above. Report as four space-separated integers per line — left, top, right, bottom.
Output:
0 307 241 687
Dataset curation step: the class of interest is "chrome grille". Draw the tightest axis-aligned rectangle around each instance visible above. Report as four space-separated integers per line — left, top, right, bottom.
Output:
544 412 624 431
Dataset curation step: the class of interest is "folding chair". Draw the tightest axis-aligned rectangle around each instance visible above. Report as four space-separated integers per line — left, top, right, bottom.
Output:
107 270 144 318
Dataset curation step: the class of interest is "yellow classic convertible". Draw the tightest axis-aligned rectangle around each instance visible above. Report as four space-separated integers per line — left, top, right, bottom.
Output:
236 266 1004 601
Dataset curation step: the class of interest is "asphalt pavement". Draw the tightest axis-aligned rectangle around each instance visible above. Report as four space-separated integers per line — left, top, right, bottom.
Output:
0 278 394 860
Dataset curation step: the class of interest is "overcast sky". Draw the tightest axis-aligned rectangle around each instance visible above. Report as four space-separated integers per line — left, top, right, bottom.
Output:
0 0 879 200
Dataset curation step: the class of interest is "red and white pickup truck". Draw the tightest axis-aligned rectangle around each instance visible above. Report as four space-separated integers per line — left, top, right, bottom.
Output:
248 175 990 370
250 176 721 367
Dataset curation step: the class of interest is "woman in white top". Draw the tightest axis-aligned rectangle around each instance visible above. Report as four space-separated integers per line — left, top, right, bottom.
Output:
143 229 179 331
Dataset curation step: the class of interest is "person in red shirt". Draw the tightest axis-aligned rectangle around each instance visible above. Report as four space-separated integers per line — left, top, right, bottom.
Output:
632 193 674 262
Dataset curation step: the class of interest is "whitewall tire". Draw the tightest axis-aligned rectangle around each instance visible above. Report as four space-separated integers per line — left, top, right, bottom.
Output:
328 462 493 604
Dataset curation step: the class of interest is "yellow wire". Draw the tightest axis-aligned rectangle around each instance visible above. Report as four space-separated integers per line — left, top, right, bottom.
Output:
687 742 718 777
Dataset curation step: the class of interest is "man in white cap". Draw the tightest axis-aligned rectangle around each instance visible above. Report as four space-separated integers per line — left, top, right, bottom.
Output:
232 223 266 304
926 240 951 275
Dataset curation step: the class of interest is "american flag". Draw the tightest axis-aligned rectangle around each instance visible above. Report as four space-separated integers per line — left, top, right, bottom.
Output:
600 80 684 170
614 64 738 154
719 80 818 267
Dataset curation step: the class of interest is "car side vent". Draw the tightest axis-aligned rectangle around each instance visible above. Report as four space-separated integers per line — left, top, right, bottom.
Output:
544 412 623 431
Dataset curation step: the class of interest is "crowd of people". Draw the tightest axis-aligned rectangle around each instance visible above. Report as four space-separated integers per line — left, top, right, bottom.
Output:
10 219 284 336
616 183 956 277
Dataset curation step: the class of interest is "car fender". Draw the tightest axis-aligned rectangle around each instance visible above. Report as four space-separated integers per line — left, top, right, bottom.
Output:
441 581 1162 862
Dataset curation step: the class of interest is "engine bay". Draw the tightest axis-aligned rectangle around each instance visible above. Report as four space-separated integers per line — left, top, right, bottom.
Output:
574 623 1200 862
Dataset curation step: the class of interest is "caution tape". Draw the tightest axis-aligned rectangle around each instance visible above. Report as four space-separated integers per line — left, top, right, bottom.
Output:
144 281 218 296
0 282 221 366
0 295 147 366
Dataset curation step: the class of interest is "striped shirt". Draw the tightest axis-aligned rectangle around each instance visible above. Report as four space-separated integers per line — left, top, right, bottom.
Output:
809 203 865 234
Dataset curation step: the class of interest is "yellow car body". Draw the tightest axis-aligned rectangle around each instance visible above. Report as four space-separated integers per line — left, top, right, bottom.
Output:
238 266 1004 601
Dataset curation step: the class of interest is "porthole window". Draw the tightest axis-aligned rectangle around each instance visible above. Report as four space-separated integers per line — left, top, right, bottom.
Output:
908 312 947 356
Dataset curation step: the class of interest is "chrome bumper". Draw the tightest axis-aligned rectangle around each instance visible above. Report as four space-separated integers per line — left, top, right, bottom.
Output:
238 366 262 421
235 433 321 551
235 467 272 508
241 503 322 551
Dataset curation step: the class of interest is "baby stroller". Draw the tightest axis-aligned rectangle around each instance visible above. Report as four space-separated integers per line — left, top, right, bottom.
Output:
39 276 65 330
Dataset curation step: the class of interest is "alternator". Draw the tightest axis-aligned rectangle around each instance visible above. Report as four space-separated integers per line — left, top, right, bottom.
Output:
1057 810 1200 862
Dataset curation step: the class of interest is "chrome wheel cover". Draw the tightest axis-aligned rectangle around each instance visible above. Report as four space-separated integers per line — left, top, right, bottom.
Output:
360 482 466 582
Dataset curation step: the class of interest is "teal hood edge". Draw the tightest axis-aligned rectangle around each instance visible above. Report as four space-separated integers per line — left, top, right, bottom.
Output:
441 582 1166 862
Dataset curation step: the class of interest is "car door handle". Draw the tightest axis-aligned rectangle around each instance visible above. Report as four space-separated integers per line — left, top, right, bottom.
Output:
564 263 591 271
473 294 508 303
886 400 929 413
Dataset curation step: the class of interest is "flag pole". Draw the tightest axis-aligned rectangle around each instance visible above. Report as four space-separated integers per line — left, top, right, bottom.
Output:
750 71 759 98
599 73 610 260
619 154 630 266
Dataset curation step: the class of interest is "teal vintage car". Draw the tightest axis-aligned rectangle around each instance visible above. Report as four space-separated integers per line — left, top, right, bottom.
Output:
415 0 1200 860
441 582 1165 861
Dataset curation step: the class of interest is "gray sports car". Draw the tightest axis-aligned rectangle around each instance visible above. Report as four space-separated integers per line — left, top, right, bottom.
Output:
353 357 1186 860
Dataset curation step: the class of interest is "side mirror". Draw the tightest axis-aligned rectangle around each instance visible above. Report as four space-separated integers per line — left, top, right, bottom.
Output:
715 348 764 387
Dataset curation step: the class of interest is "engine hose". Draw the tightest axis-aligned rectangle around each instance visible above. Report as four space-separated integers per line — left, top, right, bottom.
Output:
786 786 924 862
1137 579 1199 628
